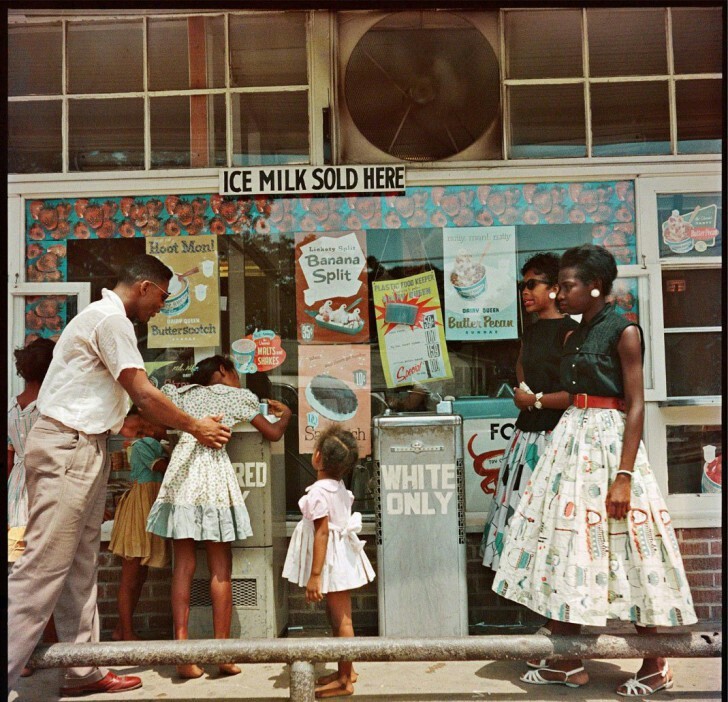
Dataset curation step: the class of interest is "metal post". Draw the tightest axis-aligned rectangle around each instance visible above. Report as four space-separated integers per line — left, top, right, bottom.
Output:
289 660 315 702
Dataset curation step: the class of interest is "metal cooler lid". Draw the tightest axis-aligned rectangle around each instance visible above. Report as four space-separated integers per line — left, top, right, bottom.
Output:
373 412 462 428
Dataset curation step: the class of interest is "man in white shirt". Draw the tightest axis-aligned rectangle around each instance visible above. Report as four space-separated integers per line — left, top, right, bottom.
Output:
7 255 231 696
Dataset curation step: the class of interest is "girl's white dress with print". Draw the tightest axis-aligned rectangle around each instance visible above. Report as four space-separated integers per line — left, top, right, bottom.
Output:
283 479 375 593
146 384 259 543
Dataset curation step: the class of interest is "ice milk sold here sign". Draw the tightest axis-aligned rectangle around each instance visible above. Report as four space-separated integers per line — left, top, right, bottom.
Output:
219 165 405 196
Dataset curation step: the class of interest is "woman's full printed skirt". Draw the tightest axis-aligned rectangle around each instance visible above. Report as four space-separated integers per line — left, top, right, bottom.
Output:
492 406 697 627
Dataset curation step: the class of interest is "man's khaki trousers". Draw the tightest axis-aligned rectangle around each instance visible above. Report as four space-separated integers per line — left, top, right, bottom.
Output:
7 415 111 691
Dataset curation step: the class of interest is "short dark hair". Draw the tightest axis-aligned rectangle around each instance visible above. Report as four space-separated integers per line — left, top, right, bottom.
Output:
189 354 236 386
559 244 618 296
315 425 359 479
116 255 173 286
14 338 55 383
521 252 560 285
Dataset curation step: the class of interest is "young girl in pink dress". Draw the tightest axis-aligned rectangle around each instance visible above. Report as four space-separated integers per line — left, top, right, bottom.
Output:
283 426 375 698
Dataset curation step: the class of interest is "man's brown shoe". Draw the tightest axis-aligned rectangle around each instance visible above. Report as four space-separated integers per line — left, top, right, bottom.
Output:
60 671 142 696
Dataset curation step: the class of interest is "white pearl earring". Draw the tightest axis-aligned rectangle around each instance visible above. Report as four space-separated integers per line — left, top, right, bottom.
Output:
591 288 600 298
548 291 557 300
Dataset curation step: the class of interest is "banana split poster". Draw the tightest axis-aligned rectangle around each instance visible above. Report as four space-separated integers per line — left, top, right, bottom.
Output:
295 230 369 344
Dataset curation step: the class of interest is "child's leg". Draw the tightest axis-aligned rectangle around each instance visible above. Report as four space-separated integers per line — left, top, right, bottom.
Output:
172 539 204 679
315 590 354 698
316 599 357 685
113 557 148 640
205 541 240 676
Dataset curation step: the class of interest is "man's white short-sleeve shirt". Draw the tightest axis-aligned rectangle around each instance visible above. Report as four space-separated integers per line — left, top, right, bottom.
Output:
37 289 146 434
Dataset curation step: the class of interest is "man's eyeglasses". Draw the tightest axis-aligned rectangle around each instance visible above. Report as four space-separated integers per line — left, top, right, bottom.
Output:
147 280 171 301
517 278 551 292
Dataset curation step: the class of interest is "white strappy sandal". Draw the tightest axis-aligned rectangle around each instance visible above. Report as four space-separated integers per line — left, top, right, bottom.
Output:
526 626 551 669
520 665 586 688
616 663 673 697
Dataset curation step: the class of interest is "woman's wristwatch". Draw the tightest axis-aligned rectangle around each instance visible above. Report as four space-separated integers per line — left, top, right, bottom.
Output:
533 392 544 410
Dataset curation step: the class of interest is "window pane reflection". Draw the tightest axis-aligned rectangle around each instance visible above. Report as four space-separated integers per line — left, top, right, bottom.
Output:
666 425 722 495
230 14 307 87
232 92 309 166
67 21 143 94
9 101 63 173
676 80 722 154
671 8 723 74
591 82 670 156
662 269 722 329
505 10 582 79
151 95 227 169
69 98 144 171
665 332 721 397
588 8 667 76
148 16 225 91
509 84 585 158
9 23 62 96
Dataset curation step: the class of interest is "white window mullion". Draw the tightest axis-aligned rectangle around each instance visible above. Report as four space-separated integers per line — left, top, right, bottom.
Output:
666 8 678 156
498 10 509 160
143 16 150 171
62 19 68 173
225 12 233 168
582 8 592 158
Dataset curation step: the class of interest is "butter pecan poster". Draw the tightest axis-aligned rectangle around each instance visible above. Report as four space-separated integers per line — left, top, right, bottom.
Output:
146 235 220 348
373 270 452 388
298 345 371 456
443 226 518 340
295 231 369 344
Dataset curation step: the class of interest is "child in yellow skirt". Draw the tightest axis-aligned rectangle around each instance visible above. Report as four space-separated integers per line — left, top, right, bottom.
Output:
109 408 171 640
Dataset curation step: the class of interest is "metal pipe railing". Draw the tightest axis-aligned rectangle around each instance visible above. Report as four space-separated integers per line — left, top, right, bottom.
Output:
27 632 722 702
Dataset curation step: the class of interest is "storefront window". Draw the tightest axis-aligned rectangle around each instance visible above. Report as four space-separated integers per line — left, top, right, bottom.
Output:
8 23 63 96
504 10 582 79
666 425 722 495
671 7 723 75
662 269 721 329
508 84 586 158
20 294 77 347
67 20 144 94
232 92 310 166
229 13 308 88
676 80 723 155
591 82 671 157
8 101 62 174
69 98 145 171
656 192 722 259
147 16 226 91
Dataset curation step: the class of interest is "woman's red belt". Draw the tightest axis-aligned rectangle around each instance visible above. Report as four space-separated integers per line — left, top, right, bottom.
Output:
571 393 626 411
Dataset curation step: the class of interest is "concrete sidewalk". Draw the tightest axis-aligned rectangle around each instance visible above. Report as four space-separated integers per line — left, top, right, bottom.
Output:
8 657 721 702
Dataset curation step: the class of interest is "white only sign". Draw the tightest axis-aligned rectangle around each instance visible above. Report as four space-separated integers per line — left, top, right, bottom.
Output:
299 232 365 306
219 165 405 196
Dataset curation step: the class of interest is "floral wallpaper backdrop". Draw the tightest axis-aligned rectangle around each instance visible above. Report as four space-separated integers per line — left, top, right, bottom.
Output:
24 181 636 342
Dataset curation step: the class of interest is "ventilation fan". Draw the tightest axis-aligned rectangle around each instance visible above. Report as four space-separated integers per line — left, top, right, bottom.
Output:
337 11 502 163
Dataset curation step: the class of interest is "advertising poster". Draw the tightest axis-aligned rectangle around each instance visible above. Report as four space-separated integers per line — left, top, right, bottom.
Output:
373 270 452 388
298 345 371 456
658 197 722 258
443 226 518 340
231 329 287 374
295 231 369 344
146 235 220 348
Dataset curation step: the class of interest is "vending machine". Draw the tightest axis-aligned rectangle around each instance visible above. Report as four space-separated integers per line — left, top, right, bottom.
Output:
188 426 288 638
372 413 467 637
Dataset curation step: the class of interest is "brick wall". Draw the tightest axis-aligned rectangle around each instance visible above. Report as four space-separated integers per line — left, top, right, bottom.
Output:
97 528 721 640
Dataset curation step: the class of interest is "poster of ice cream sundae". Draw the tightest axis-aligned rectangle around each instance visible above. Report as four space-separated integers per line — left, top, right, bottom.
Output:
295 231 369 344
372 270 452 388
298 345 371 456
145 235 220 348
658 196 721 259
443 226 518 340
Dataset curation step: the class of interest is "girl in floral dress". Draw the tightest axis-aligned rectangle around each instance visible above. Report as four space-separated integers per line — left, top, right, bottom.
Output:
493 245 696 696
147 355 291 679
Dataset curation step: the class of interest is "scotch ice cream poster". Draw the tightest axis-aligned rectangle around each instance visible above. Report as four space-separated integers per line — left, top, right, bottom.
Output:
295 231 369 344
146 235 220 348
443 226 518 341
298 345 371 456
373 270 452 388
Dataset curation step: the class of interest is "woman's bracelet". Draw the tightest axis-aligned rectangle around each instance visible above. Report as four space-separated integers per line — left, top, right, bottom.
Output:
615 470 633 478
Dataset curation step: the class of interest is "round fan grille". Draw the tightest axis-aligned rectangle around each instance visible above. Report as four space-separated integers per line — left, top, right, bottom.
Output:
345 12 500 161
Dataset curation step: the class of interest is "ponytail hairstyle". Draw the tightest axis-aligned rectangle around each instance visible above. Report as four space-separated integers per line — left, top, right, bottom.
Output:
315 425 359 480
14 338 55 383
188 354 236 386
